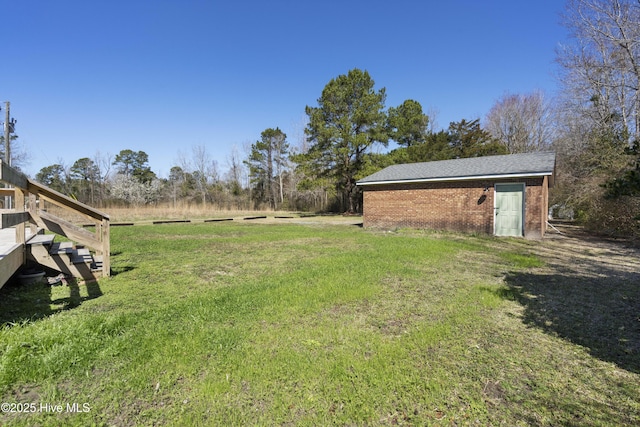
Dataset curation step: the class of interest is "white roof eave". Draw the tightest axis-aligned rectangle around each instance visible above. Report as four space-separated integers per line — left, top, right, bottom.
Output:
356 171 553 186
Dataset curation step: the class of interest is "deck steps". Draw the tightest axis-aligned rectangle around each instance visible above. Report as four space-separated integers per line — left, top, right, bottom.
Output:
71 248 93 264
50 241 74 255
26 233 56 246
26 233 102 281
0 161 110 289
91 255 104 272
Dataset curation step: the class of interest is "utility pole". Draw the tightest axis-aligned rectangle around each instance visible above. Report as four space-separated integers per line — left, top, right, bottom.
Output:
3 102 8 164
2 101 16 209
3 101 14 166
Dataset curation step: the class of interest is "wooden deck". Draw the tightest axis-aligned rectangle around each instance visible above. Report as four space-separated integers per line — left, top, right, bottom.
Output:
0 160 110 288
0 228 28 289
0 225 107 289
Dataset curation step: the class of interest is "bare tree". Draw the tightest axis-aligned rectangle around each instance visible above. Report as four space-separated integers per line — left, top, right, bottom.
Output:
92 151 113 207
0 136 30 172
224 144 244 193
425 106 440 133
222 144 252 208
552 0 640 236
194 145 218 205
94 151 113 180
178 145 219 206
558 0 640 139
484 91 555 153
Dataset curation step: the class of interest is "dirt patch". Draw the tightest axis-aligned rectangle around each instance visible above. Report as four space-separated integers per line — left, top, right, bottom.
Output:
538 222 640 278
504 222 640 373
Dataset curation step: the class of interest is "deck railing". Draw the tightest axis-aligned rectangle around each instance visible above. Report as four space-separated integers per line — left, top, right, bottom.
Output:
0 161 110 277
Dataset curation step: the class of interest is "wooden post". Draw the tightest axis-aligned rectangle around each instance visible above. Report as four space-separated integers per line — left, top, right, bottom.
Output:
101 217 110 277
94 219 101 243
28 192 37 235
14 187 25 244
14 187 26 265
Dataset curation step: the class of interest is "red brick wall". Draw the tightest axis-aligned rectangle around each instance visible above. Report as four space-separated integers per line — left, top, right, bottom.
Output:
361 177 548 238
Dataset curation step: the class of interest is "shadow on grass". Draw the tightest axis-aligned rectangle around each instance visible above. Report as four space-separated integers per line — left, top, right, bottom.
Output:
0 277 103 326
110 265 135 276
501 260 640 374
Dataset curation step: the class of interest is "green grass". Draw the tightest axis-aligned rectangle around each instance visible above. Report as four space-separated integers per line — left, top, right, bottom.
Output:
498 251 544 268
0 222 638 426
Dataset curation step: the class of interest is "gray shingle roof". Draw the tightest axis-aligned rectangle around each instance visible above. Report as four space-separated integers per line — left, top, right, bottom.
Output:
357 152 556 185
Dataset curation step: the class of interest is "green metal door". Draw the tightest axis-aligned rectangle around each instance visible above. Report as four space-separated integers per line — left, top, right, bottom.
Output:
495 184 524 237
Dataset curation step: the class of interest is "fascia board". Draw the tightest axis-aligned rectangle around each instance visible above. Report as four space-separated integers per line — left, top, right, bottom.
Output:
356 172 552 186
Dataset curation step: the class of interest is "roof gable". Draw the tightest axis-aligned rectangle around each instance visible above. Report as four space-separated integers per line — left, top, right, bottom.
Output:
357 152 556 185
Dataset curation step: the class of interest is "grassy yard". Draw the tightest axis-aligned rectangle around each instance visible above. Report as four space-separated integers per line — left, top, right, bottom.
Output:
0 220 638 426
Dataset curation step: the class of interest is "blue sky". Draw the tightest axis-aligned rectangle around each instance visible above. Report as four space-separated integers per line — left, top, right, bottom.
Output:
4 0 568 179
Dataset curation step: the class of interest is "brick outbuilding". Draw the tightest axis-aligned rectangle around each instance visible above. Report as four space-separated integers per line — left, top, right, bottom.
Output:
356 152 556 238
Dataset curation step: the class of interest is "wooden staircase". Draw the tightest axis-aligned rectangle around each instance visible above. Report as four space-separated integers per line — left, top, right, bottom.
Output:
26 233 104 281
0 161 110 287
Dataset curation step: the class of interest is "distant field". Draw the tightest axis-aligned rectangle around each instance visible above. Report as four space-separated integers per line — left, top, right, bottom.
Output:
0 221 638 426
105 205 284 223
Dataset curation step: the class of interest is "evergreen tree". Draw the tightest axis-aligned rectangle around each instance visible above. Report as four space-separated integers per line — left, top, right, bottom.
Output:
447 119 507 158
299 69 388 212
388 99 429 147
245 127 289 209
35 164 67 193
112 149 156 183
69 157 100 204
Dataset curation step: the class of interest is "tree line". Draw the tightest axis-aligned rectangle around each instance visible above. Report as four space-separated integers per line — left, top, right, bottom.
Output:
5 0 639 237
